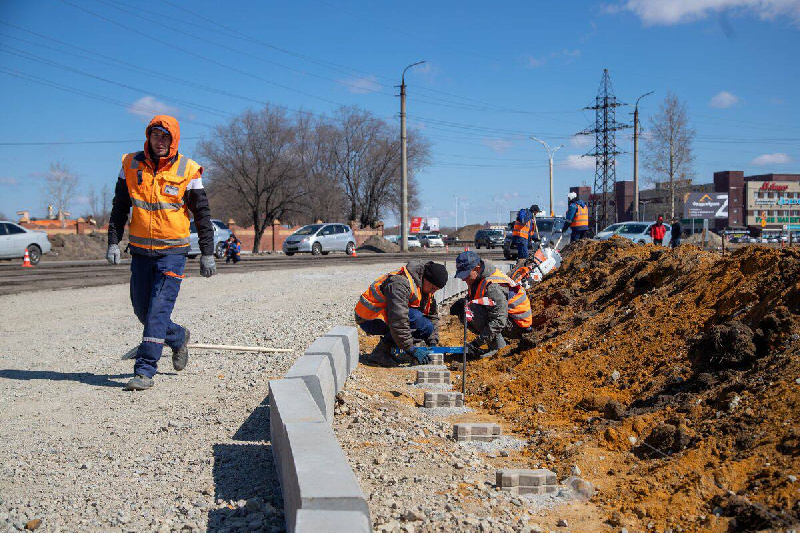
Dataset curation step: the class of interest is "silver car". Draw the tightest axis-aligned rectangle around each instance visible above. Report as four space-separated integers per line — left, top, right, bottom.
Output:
188 219 233 258
283 223 356 256
595 222 671 246
416 232 444 248
0 221 52 265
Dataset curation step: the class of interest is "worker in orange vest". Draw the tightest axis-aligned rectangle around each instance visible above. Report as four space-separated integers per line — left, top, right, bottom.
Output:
565 192 589 243
107 115 216 391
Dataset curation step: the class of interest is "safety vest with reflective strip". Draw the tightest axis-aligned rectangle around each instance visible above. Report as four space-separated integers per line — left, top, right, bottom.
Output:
512 220 531 240
570 204 589 229
354 267 431 323
472 268 533 328
122 151 200 253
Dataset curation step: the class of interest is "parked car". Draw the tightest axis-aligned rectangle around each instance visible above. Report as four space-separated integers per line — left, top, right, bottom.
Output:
384 235 400 244
416 232 444 248
503 217 571 259
442 234 459 245
595 222 671 246
188 219 233 258
282 223 356 256
474 229 504 249
407 235 422 248
0 221 51 265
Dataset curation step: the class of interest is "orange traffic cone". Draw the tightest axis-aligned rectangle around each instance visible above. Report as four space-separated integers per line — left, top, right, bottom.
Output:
445 244 449 253
22 249 33 267
350 247 358 257
464 245 470 252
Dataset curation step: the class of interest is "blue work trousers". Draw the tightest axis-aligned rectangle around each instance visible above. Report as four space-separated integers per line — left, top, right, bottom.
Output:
130 254 187 378
358 308 433 345
513 236 529 259
570 229 588 243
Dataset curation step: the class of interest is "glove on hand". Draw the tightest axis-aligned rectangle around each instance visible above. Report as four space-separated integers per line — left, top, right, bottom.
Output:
200 255 216 277
106 244 121 265
406 346 432 365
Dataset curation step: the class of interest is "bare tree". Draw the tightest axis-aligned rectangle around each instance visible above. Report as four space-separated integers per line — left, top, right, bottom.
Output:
642 92 696 219
87 183 112 227
43 161 81 228
198 106 305 253
293 113 346 224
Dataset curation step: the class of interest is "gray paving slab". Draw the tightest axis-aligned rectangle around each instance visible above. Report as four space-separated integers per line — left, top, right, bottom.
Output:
295 509 372 533
322 326 359 377
285 353 336 421
304 335 348 393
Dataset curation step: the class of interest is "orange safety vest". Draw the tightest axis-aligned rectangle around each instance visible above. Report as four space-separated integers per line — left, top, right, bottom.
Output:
122 151 201 253
354 267 432 323
512 220 531 240
570 204 589 229
472 268 533 328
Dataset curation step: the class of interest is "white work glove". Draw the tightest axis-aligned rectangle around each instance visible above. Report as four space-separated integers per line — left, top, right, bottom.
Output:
200 255 216 278
106 244 121 265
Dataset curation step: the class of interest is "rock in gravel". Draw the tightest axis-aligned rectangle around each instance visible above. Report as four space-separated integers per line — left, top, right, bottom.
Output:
557 518 568 527
24 519 42 530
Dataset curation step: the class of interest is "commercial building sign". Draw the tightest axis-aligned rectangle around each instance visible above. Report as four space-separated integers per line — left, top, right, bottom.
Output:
760 182 789 192
410 217 439 233
683 193 729 219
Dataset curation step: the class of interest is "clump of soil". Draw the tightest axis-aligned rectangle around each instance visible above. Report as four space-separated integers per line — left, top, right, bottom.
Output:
357 235 399 253
46 232 119 261
443 237 800 531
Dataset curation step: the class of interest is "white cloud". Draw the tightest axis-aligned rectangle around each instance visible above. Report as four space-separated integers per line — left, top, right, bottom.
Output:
482 138 513 154
526 56 547 68
524 49 581 69
614 0 800 26
0 177 19 186
342 74 381 94
562 154 595 170
750 152 792 165
128 96 179 119
709 91 740 108
570 135 592 148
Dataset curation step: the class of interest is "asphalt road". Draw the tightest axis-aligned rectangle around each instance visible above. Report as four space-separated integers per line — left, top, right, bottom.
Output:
0 250 506 296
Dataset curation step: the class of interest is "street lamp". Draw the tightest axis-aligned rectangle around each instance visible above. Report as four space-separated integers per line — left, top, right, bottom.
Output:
400 60 426 252
633 91 654 223
531 137 564 217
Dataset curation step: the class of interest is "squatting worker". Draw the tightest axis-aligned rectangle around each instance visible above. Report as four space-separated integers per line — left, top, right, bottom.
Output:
649 215 667 246
355 261 449 367
452 251 533 359
565 192 589 243
106 115 216 391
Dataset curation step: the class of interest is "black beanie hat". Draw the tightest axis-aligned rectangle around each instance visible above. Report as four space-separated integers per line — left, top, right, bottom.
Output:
423 262 448 289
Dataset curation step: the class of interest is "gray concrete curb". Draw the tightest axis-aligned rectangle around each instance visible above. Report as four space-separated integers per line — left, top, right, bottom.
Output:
270 326 372 533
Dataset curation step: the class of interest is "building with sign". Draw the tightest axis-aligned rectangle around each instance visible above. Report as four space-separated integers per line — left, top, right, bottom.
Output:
745 179 800 234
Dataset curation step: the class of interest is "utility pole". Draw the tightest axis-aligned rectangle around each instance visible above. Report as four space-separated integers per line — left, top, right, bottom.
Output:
531 137 564 217
633 91 653 222
399 60 426 252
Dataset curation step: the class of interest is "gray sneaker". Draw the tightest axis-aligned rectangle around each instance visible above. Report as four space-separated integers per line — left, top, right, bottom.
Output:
367 337 399 368
172 328 190 371
123 374 153 391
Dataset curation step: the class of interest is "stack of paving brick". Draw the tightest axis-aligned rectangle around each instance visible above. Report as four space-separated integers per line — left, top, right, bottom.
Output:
496 468 558 495
428 352 444 366
452 422 501 442
424 391 464 408
415 368 450 385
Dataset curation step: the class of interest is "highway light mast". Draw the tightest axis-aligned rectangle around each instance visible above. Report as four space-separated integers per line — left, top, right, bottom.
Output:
400 60 425 252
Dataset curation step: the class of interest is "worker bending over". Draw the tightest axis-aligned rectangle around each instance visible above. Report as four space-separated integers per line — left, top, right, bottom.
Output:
355 261 448 367
107 115 216 391
452 251 533 358
565 192 589 242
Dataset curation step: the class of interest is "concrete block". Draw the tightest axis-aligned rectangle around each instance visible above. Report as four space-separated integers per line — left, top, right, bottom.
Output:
295 509 371 533
502 484 559 496
424 391 464 408
452 422 502 442
285 354 336 421
282 421 371 532
269 379 326 494
322 326 359 377
304 336 347 393
496 468 557 489
415 369 451 384
428 353 444 366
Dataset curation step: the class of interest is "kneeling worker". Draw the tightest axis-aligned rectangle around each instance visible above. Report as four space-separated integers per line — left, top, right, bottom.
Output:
453 251 533 358
355 261 449 367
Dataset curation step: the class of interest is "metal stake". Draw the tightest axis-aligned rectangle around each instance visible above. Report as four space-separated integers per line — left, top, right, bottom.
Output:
462 296 468 395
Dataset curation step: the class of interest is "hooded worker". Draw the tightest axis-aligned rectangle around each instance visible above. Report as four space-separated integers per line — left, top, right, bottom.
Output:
565 191 589 243
107 115 216 391
452 251 533 358
355 260 448 367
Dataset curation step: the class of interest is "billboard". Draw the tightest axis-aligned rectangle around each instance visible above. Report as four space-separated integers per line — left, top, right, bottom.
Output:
683 193 728 219
410 217 440 232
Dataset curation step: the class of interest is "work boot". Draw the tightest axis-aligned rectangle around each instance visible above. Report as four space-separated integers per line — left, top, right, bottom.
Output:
172 328 190 371
488 334 507 351
123 374 154 391
367 337 399 368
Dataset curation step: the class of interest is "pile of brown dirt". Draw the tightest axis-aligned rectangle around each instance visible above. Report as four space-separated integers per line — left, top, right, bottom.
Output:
451 224 487 242
685 231 724 247
357 234 399 253
46 232 119 261
443 236 800 531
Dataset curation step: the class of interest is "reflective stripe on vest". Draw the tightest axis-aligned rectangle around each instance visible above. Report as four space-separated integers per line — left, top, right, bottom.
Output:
129 235 190 247
473 268 533 328
512 220 531 239
571 204 589 228
131 198 185 211
354 267 422 323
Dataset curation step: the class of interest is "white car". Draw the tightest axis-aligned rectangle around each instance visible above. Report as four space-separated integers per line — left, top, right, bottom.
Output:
0 221 52 265
417 233 444 247
385 235 400 244
407 235 422 248
595 222 671 246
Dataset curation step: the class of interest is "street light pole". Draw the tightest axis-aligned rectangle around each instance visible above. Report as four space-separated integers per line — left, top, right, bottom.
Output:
633 91 653 222
400 60 426 252
453 194 459 232
531 137 563 217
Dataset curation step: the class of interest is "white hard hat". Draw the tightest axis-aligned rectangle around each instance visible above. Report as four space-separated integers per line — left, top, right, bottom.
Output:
567 192 577 200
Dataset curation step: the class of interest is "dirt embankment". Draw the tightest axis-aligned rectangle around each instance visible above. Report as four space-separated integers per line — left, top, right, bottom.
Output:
444 237 800 532
45 232 120 261
451 224 487 242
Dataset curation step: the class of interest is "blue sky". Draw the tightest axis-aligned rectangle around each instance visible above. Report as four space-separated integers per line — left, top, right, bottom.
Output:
1 0 798 226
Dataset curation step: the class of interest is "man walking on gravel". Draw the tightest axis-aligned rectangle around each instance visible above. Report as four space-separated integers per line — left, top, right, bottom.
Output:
106 115 216 391
355 260 448 367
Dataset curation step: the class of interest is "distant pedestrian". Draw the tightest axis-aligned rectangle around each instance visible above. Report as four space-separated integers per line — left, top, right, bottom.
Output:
565 192 589 243
225 236 241 264
670 219 682 248
649 215 667 246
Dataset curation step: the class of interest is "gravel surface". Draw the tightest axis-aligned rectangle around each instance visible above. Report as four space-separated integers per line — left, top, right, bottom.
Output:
0 262 397 533
456 436 528 453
